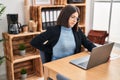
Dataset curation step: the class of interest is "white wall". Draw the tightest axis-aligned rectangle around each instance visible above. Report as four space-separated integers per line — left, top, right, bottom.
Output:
0 0 26 76
0 0 26 38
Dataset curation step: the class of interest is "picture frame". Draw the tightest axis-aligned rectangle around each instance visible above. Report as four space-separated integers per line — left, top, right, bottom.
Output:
33 0 52 5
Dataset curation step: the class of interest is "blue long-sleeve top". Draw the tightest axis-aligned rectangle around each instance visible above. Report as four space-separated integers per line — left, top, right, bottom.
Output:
52 26 76 60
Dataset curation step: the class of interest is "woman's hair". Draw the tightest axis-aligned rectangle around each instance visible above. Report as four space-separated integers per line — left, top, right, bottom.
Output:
57 5 80 31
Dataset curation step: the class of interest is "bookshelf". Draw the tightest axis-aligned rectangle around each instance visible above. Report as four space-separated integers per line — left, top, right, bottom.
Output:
30 0 86 33
2 32 43 80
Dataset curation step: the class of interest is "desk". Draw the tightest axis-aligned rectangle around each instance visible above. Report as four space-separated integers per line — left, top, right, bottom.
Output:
43 51 120 80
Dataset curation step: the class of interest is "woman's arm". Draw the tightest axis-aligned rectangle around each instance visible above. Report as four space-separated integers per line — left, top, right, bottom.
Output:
78 29 96 51
30 29 52 51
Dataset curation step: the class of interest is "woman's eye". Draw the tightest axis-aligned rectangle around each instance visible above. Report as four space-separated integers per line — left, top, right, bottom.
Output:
71 16 75 18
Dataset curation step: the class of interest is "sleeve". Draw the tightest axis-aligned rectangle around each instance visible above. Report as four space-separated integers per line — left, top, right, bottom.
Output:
78 28 96 52
30 28 53 51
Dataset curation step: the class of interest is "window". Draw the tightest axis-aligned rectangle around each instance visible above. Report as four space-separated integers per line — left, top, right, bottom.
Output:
93 0 120 43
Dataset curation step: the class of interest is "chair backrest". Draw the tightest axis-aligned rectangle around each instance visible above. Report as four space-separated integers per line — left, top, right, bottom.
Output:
56 73 70 80
88 30 109 45
39 50 46 63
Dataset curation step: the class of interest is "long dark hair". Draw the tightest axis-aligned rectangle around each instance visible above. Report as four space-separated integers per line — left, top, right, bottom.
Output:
57 5 80 31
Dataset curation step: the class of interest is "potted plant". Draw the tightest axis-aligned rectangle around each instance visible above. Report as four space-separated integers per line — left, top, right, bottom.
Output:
0 56 5 66
19 43 26 56
0 3 6 16
21 68 27 80
0 39 5 66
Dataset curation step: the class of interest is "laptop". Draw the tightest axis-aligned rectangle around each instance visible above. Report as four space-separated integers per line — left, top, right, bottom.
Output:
70 42 114 70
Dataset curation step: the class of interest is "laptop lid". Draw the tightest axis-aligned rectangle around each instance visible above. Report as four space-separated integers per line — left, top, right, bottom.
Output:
70 42 114 70
87 42 114 69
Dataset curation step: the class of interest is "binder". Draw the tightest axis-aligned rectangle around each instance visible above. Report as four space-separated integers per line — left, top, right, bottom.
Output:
41 7 62 29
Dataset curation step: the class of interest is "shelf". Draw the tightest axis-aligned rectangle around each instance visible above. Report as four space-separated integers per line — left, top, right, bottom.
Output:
67 3 86 6
13 53 40 63
13 58 43 79
79 24 85 27
6 32 41 39
37 4 65 8
3 32 43 80
15 73 42 80
26 75 42 80
30 1 86 32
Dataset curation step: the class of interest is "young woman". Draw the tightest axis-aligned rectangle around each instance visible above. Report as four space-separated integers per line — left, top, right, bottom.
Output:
30 5 96 63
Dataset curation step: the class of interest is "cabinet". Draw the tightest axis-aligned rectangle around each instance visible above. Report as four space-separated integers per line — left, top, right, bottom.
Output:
2 32 43 80
30 0 86 33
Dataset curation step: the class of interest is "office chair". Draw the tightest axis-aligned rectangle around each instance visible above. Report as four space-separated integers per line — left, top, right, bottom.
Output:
39 50 46 63
88 30 109 45
56 73 70 80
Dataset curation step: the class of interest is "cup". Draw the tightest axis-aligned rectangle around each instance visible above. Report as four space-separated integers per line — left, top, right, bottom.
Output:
23 25 28 33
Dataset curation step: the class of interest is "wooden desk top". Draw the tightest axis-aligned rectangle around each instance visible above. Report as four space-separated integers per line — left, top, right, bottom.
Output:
44 51 120 80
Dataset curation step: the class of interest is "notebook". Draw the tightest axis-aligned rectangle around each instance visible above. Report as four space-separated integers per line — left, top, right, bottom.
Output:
70 42 114 70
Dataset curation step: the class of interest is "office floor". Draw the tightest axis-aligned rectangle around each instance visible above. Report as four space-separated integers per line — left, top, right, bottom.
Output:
0 43 120 80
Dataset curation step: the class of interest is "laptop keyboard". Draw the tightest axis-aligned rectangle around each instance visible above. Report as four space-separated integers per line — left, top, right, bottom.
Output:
78 61 88 67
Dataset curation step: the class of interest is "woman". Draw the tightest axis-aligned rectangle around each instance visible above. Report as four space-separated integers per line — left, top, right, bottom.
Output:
30 5 96 63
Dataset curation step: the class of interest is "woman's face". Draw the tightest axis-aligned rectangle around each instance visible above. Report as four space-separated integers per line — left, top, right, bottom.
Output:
68 12 79 28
